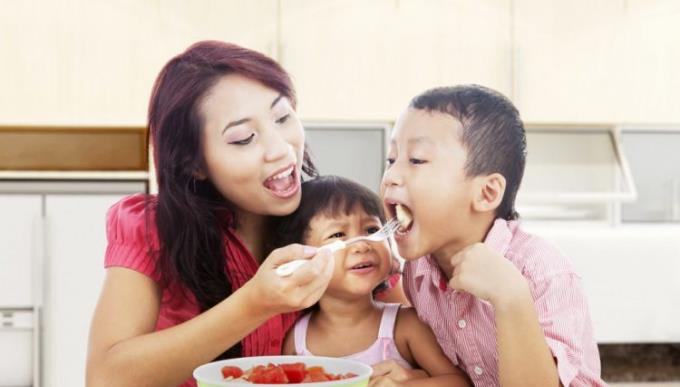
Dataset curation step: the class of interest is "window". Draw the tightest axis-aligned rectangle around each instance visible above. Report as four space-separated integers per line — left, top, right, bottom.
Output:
303 123 389 193
620 127 680 223
517 125 636 221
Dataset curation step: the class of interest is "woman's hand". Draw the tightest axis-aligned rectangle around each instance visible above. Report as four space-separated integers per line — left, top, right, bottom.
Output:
244 244 334 315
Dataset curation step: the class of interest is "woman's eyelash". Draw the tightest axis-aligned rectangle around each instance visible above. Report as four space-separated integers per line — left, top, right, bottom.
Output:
410 158 426 164
229 133 255 145
276 114 290 124
328 232 345 239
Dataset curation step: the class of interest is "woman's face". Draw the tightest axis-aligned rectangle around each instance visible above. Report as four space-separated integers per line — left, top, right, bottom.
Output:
199 74 305 217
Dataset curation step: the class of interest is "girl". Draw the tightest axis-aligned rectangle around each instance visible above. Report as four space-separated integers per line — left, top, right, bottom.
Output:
277 176 470 387
86 41 335 387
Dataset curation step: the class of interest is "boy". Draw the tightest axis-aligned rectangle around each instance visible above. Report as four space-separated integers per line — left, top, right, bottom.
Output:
379 85 605 386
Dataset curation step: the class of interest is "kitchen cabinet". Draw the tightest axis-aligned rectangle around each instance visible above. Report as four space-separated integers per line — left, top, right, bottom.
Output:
525 224 680 343
0 179 146 387
0 0 278 126
513 0 680 123
0 196 41 386
304 123 389 192
621 128 680 223
280 0 512 121
0 195 41 307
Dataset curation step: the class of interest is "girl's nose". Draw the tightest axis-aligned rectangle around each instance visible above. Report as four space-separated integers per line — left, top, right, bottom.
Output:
349 240 371 254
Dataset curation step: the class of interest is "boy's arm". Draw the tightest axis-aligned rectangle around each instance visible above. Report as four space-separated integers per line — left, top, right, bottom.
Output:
493 282 560 387
448 243 560 387
376 308 471 387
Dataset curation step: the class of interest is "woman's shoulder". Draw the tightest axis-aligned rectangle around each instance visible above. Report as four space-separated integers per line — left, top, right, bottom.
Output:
106 193 160 242
104 193 161 280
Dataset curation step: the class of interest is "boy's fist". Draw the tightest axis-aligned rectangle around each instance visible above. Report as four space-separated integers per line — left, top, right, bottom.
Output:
448 243 528 307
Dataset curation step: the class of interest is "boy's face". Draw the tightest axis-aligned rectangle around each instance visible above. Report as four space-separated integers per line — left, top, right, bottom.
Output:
381 108 476 260
304 205 392 299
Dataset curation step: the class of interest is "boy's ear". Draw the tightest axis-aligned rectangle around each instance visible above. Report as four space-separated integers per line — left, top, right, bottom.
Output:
472 173 506 213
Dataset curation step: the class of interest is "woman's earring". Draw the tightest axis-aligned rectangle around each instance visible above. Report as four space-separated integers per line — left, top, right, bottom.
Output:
192 178 197 193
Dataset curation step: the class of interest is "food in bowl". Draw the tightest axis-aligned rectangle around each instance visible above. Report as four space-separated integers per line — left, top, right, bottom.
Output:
193 355 372 387
221 362 356 384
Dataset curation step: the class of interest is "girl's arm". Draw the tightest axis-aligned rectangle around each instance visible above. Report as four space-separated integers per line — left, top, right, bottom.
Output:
282 321 297 355
87 245 333 387
376 308 470 387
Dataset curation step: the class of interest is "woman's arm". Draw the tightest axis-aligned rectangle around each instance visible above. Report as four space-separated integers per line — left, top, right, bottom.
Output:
374 308 470 387
87 245 333 387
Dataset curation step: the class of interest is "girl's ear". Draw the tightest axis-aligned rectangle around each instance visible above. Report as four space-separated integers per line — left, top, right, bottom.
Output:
472 173 506 213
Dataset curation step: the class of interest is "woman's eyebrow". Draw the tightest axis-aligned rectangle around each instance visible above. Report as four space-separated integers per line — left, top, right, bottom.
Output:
222 118 250 135
271 94 284 108
221 95 285 134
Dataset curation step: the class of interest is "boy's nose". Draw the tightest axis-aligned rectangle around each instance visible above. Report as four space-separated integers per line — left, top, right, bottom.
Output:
382 167 403 187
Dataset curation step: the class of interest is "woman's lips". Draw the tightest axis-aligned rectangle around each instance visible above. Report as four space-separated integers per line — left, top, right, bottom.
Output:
264 164 299 198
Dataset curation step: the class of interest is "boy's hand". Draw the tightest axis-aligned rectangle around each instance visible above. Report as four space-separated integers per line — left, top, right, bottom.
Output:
448 243 529 307
372 360 427 382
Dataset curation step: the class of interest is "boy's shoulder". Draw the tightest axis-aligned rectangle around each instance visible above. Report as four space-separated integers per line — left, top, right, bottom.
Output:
503 219 578 282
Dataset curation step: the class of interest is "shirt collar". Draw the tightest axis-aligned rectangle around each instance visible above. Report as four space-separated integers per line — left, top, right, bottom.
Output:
411 218 516 290
483 218 514 257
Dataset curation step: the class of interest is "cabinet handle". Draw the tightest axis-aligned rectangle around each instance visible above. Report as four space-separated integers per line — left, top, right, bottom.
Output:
673 179 680 222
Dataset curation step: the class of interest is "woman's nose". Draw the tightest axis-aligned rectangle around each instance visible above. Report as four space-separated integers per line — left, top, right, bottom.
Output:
263 131 290 163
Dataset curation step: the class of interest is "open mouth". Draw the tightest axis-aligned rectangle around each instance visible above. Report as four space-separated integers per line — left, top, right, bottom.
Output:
263 164 299 198
349 261 376 273
385 202 414 239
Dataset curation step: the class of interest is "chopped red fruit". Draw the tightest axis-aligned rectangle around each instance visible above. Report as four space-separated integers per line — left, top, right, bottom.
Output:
280 362 306 383
220 365 244 379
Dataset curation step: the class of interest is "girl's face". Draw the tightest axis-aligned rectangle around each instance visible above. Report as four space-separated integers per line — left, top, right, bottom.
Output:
304 205 392 299
199 74 305 217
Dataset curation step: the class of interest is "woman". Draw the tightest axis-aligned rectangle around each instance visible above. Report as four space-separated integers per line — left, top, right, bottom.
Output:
86 41 334 387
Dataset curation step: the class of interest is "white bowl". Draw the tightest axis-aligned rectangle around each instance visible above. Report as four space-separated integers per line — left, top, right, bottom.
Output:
193 355 372 387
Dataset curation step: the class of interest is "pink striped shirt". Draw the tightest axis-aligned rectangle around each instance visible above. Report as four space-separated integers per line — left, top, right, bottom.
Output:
403 219 606 387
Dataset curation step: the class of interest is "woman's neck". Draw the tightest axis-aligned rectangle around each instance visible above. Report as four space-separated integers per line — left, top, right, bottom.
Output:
233 210 271 262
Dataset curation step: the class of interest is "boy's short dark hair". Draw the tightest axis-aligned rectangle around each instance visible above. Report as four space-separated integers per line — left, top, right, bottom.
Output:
410 84 527 220
275 175 385 247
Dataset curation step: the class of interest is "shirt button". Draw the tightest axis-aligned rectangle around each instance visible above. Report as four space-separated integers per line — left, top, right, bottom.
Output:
457 319 466 329
474 366 484 375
